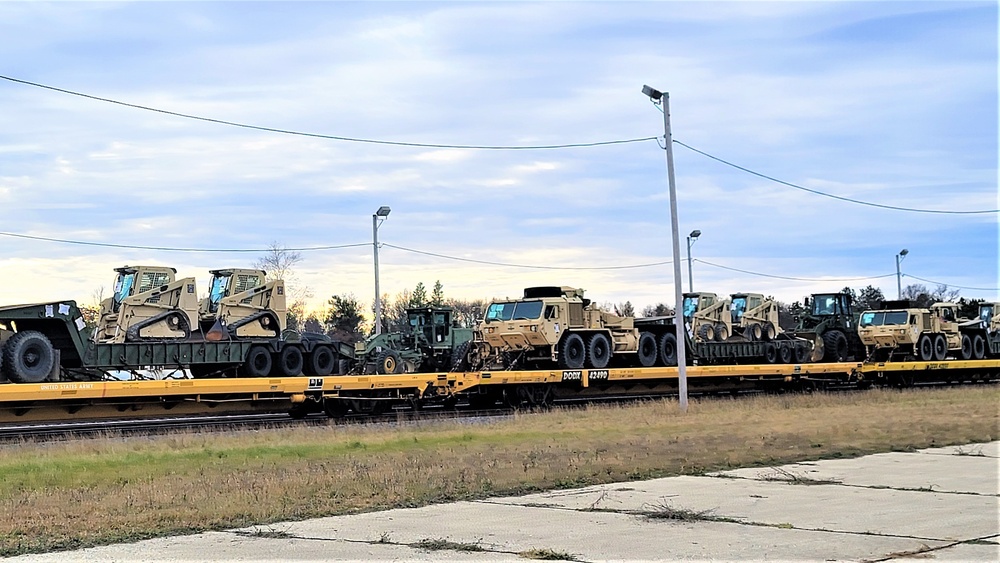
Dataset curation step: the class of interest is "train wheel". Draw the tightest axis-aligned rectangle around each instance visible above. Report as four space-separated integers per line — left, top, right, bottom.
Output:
972 335 986 360
714 323 729 342
3 331 55 383
777 344 793 364
932 334 947 361
763 343 778 364
323 398 348 418
375 350 404 374
276 346 304 376
241 345 272 377
637 332 657 367
822 330 848 362
658 333 678 366
917 334 934 361
697 324 715 342
586 333 611 369
959 335 973 361
559 334 586 369
306 345 336 376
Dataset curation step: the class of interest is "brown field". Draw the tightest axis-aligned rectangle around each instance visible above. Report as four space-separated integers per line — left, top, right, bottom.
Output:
0 385 996 555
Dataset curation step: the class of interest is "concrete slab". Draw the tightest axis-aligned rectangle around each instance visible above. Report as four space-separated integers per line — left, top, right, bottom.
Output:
927 539 1000 561
716 451 999 495
918 441 1000 458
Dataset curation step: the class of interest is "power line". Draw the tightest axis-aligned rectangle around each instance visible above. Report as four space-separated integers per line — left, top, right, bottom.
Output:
694 258 897 282
902 274 998 292
383 244 672 270
673 140 999 215
0 74 656 150
0 231 370 253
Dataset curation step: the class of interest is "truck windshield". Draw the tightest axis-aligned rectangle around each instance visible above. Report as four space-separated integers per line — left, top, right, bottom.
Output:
485 301 543 321
860 311 909 326
813 295 838 316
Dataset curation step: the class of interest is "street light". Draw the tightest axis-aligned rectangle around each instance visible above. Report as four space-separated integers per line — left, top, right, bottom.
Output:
896 248 909 300
373 206 391 335
642 84 689 412
686 229 701 293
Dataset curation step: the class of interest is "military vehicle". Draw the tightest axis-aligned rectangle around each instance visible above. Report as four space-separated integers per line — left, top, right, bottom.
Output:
979 302 1000 337
354 306 473 374
792 292 867 362
684 292 782 343
857 301 993 361
0 265 340 384
198 268 286 338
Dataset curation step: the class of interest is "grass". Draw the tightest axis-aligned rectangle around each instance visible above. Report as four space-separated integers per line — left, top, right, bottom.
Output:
0 386 996 556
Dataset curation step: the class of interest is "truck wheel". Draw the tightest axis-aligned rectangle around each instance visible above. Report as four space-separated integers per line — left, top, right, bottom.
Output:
559 334 586 369
972 335 986 360
637 332 657 367
306 345 336 376
959 334 973 361
917 334 933 361
586 333 611 369
763 343 778 364
777 344 793 364
762 322 777 341
450 341 472 372
276 346 304 376
793 343 810 364
822 330 848 362
658 333 677 366
241 345 272 377
697 324 715 342
713 323 729 342
746 323 762 341
375 350 404 374
3 331 55 383
932 334 947 361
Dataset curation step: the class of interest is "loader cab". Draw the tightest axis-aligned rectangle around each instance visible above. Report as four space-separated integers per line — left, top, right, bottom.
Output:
201 269 266 316
729 293 763 324
810 293 852 317
406 307 456 347
109 266 176 314
681 292 718 323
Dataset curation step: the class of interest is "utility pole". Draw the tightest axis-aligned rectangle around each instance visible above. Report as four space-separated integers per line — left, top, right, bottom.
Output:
373 206 391 335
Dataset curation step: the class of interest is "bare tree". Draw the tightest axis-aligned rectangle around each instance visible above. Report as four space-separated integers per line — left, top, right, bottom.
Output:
254 241 313 330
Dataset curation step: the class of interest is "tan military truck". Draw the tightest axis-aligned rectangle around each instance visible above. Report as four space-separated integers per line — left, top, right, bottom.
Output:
858 301 989 361
473 286 665 370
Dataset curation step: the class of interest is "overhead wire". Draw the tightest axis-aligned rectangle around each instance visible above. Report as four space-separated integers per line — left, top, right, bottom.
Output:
0 231 370 253
693 258 897 282
901 274 998 292
382 243 672 270
0 74 655 150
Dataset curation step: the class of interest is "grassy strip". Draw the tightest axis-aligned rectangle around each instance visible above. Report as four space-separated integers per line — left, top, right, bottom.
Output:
0 386 996 555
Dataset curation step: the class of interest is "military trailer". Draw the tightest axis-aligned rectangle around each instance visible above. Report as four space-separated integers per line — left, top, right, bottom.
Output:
857 301 995 362
0 265 343 383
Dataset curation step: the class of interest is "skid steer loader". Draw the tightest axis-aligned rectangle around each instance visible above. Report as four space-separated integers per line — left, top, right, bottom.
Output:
94 266 199 343
198 268 286 339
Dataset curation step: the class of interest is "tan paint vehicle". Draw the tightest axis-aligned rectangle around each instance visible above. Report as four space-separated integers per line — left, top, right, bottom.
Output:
683 292 781 342
95 266 199 343
474 286 667 370
858 302 988 361
199 268 286 339
979 302 1000 337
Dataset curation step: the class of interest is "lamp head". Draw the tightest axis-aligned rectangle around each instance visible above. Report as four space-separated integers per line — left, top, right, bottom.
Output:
689 230 701 239
899 248 908 257
375 206 391 217
641 84 663 101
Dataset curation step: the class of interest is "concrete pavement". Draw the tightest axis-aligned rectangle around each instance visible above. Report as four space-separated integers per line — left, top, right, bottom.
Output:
9 442 999 562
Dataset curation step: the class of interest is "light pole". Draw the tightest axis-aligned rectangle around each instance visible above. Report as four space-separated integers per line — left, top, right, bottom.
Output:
642 84 689 412
686 229 701 293
896 248 908 299
373 205 391 335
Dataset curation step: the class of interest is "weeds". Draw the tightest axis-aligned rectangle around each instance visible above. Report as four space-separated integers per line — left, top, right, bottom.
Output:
519 547 584 561
760 467 843 486
414 538 487 552
636 500 730 522
953 445 986 457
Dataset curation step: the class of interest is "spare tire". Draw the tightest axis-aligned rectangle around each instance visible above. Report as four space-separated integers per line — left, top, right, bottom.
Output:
3 331 56 383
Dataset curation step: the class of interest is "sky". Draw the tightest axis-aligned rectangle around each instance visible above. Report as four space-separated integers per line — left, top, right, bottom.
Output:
0 1 997 319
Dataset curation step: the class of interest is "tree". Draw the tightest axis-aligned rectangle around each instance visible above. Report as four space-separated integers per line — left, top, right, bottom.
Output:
615 301 635 317
431 280 445 307
854 285 885 311
641 303 672 317
324 294 364 342
410 282 428 308
901 284 932 307
254 241 313 331
302 313 323 334
79 286 106 330
957 297 984 320
446 297 487 327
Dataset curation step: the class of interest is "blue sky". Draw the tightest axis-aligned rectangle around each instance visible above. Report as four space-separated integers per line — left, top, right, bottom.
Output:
0 1 996 316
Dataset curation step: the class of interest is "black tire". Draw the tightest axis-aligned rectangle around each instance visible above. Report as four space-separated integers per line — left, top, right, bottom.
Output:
763 343 778 364
637 332 657 367
822 330 848 362
762 322 777 342
777 344 793 364
3 331 55 383
917 334 934 361
793 344 810 364
933 334 947 361
306 345 336 376
450 340 472 372
586 333 611 369
658 332 677 366
375 350 404 374
241 345 272 377
959 334 973 361
713 323 729 342
337 358 352 375
276 346 304 376
746 323 762 341
697 324 715 342
972 335 986 360
288 404 309 419
558 333 586 369
323 398 348 418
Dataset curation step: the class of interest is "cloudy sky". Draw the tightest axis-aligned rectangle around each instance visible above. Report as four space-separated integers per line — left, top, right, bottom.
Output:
0 1 996 318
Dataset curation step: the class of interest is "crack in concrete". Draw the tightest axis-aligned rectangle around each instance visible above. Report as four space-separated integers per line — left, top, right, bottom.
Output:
862 533 1000 562
475 498 981 545
228 528 591 562
706 472 998 497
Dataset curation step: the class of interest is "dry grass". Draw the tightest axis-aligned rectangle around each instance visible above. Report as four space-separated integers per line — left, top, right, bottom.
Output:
0 386 996 555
